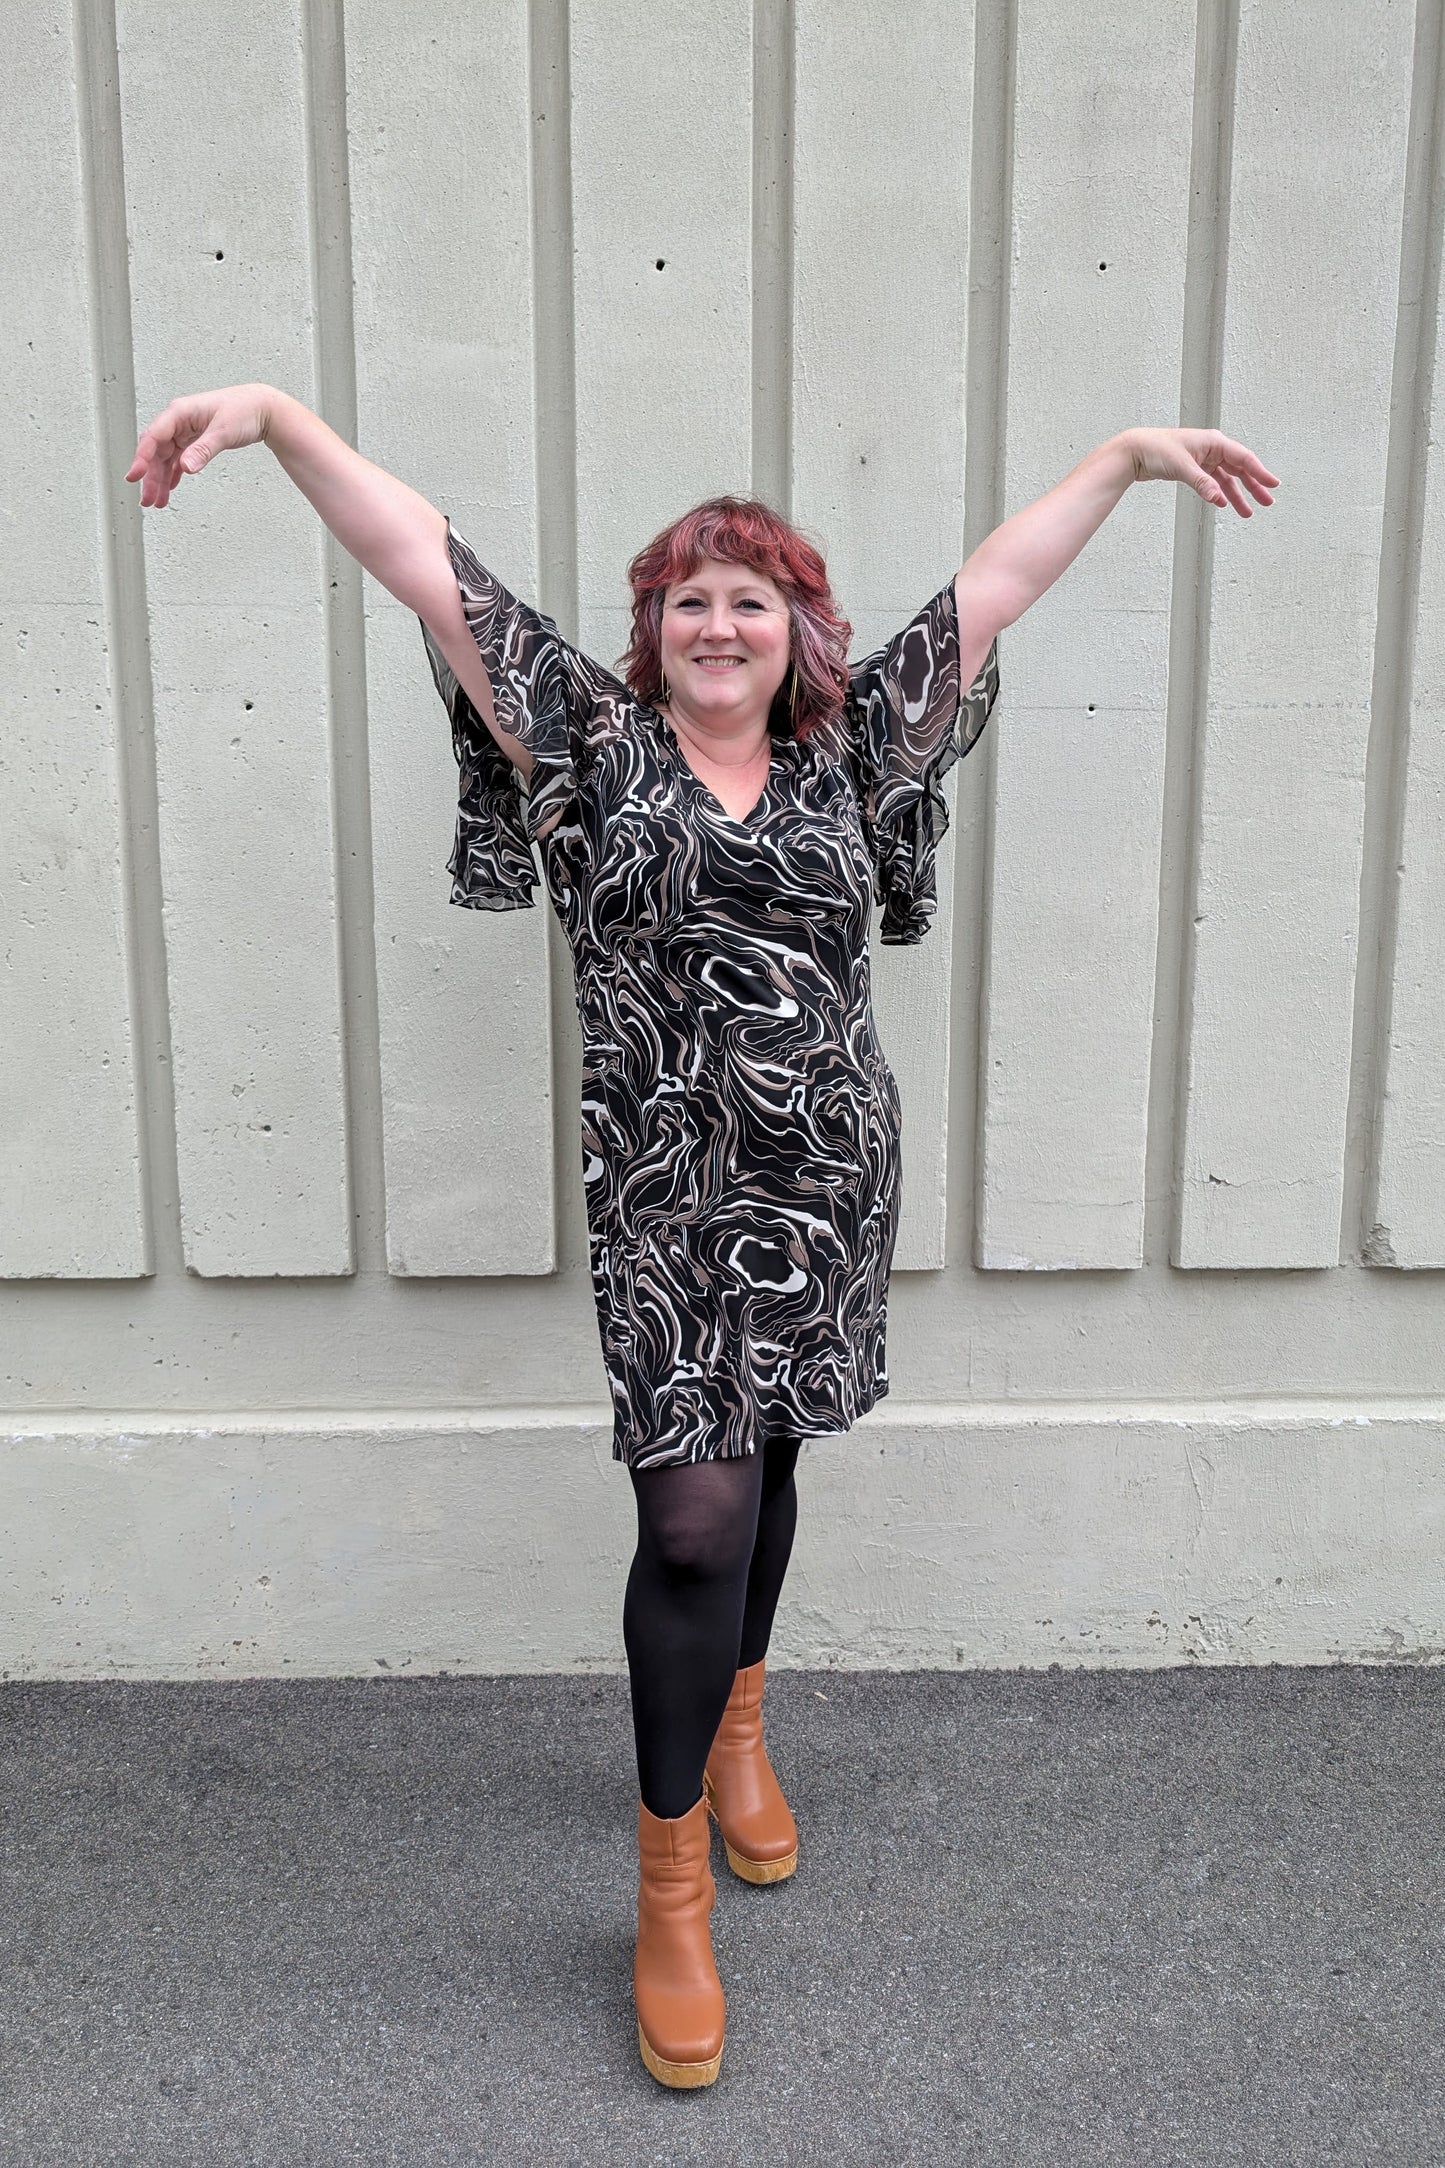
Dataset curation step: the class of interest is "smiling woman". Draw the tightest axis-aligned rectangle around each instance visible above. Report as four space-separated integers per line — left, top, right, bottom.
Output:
125 378 1276 2091
410 489 1002 2088
391 435 1270 2075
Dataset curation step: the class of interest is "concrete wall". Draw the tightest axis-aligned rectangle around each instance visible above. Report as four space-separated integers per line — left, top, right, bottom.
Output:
4 0 1445 1678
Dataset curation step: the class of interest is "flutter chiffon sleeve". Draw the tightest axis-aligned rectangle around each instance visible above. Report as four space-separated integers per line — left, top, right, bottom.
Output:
842 578 1000 945
418 516 611 911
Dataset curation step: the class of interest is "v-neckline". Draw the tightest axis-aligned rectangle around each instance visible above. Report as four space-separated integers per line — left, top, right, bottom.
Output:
653 707 783 830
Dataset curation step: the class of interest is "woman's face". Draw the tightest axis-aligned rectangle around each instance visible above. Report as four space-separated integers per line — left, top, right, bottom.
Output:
658 556 791 727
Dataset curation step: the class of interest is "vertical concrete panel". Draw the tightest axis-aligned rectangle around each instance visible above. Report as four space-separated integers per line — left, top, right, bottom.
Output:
570 0 753 661
978 1 1194 1271
117 0 352 1275
1373 246 1445 1266
348 0 557 1276
1175 0 1413 1268
793 0 974 1269
0 2 147 1277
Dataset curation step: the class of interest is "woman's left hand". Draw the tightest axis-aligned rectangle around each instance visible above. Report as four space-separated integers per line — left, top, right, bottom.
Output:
1125 426 1279 516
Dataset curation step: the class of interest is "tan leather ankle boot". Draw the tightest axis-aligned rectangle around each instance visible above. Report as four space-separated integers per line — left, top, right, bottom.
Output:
702 1657 798 1884
634 1793 725 2088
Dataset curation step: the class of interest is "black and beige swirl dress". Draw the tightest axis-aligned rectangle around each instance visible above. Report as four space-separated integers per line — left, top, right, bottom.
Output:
420 521 1000 1472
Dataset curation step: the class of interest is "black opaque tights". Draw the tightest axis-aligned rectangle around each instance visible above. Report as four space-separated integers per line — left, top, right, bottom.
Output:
623 1433 803 1820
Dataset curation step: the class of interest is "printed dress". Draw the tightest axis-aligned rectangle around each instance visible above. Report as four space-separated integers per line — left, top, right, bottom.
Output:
420 520 1000 1471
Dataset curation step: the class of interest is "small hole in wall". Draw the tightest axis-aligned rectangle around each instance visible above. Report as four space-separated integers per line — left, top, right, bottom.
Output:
1087 703 1095 713
216 250 224 261
244 700 253 711
655 258 666 270
1098 260 1106 271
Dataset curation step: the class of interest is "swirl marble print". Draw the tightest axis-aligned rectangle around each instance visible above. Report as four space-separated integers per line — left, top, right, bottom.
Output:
420 519 1000 1469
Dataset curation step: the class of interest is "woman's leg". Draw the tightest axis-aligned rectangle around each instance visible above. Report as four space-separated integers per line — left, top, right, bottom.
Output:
736 1431 803 1670
623 1453 766 1819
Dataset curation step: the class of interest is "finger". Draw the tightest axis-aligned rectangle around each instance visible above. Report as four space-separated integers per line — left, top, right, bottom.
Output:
129 416 186 497
1217 471 1253 516
1220 436 1281 487
1217 452 1276 507
127 427 176 483
132 397 208 481
1185 459 1229 508
152 453 182 509
140 413 184 462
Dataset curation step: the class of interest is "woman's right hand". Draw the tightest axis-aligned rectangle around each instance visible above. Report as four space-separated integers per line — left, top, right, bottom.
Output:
124 383 275 509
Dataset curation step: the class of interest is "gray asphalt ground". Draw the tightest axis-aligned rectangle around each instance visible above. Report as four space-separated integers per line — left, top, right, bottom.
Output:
2 1664 1442 2167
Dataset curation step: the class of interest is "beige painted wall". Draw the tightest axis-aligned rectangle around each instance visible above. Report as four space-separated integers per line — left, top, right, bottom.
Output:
4 0 1444 1677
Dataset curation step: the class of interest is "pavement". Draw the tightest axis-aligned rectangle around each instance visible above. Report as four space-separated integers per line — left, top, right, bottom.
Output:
1 1664 1442 2167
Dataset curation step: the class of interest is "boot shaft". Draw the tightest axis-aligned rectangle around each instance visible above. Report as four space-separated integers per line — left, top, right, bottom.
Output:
637 1794 718 1932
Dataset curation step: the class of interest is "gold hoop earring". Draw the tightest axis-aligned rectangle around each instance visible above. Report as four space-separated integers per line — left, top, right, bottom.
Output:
660 672 671 705
789 663 799 716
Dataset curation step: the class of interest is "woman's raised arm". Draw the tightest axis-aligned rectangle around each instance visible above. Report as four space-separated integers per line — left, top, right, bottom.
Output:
953 425 1280 686
126 383 452 626
126 384 541 783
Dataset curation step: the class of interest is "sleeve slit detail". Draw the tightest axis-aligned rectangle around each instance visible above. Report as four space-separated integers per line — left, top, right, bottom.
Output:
419 516 596 912
846 578 1001 946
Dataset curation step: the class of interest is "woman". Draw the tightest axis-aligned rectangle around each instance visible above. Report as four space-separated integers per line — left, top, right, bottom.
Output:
127 390 1278 2088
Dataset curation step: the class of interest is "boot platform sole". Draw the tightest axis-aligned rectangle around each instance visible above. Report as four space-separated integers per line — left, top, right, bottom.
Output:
637 2020 724 2088
702 1775 798 1883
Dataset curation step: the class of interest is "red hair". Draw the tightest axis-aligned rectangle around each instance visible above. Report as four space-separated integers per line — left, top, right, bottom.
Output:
619 496 852 741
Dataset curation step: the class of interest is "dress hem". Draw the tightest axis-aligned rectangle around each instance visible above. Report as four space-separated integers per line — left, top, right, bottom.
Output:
610 1374 891 1470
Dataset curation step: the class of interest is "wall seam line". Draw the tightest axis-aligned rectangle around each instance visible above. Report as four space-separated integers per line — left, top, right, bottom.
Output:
530 0 583 1279
1346 0 1445 1267
750 0 794 512
1160 0 1238 1269
74 0 179 1279
966 0 1017 1273
9 1392 1445 1439
300 0 383 1277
